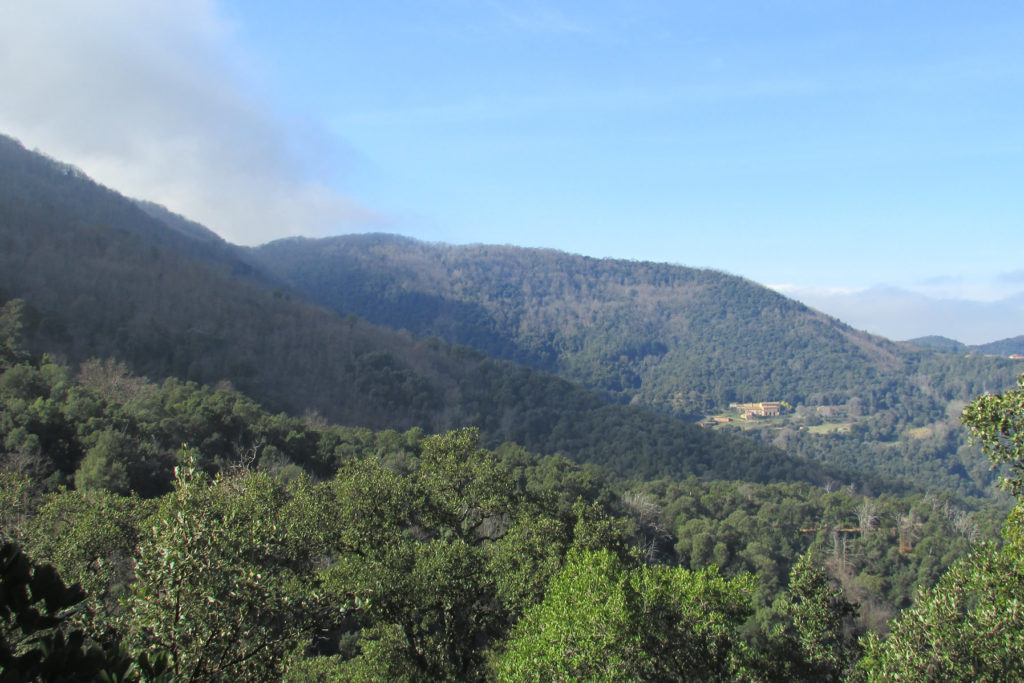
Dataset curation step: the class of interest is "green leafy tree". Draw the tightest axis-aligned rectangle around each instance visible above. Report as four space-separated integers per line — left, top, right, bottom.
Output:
857 540 1024 682
328 538 491 680
0 299 26 370
485 511 569 619
0 473 35 544
74 429 132 494
493 548 640 681
315 431 514 679
126 449 322 681
630 563 754 682
493 549 753 682
26 488 151 644
569 498 636 560
961 373 1024 496
765 552 859 682
416 427 518 539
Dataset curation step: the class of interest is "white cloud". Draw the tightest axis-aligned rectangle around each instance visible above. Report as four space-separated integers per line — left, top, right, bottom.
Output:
773 283 1024 345
0 0 381 245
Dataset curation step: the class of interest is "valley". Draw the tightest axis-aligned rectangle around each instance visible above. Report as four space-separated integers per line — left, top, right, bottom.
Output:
1 134 1022 680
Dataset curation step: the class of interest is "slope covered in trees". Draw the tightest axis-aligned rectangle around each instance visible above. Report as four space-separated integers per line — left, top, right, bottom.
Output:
0 135 827 486
3 134 1017 494
907 334 1024 356
250 234 1020 418
2 314 1014 680
249 234 1021 495
856 374 1024 681
973 335 1024 356
249 234 899 412
905 335 969 353
3 132 1023 679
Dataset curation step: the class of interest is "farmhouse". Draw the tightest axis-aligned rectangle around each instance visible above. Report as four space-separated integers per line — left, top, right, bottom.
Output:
729 401 783 419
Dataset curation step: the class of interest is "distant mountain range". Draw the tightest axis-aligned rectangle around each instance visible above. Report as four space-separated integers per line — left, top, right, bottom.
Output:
1 132 1020 493
905 334 1024 356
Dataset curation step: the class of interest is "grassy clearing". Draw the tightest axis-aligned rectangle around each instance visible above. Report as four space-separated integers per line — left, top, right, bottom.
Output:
807 422 853 434
907 425 937 440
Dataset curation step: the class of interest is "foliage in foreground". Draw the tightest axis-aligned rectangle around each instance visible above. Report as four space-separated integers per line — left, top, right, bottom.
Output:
857 374 1024 681
3 300 1024 679
493 549 755 681
3 432 863 681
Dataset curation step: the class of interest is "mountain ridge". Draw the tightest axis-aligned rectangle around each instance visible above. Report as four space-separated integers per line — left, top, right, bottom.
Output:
249 233 916 414
4 133 1021 495
0 133 833 487
906 334 1024 356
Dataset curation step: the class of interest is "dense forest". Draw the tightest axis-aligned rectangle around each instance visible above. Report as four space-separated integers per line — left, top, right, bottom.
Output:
248 233 1021 496
0 135 834 490
3 134 1024 680
908 334 1024 356
3 134 1020 498
249 233 1022 416
3 304 1023 680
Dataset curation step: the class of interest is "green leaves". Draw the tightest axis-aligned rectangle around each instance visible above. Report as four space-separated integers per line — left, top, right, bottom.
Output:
493 549 753 682
962 373 1024 496
126 449 322 681
631 563 755 682
494 549 638 682
74 430 133 494
0 299 26 370
25 488 150 641
858 541 1024 682
767 552 859 682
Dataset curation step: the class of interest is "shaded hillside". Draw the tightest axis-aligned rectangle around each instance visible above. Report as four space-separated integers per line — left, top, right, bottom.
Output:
1 331 999 680
974 335 1024 357
905 336 967 353
249 236 1024 498
250 234 981 415
0 134 827 486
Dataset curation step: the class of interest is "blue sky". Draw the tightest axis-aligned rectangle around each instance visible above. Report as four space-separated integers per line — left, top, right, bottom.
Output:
2 1 1022 343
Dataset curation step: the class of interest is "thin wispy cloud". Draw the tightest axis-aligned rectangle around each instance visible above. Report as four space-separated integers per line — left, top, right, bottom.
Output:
484 1 595 37
0 0 382 245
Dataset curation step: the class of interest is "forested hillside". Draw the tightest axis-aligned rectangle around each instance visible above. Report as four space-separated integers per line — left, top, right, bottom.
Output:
250 234 893 412
2 308 1018 681
975 335 1024 356
250 234 1020 417
0 134 827 486
907 334 1024 356
3 133 1024 680
249 233 1021 496
3 134 1018 495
